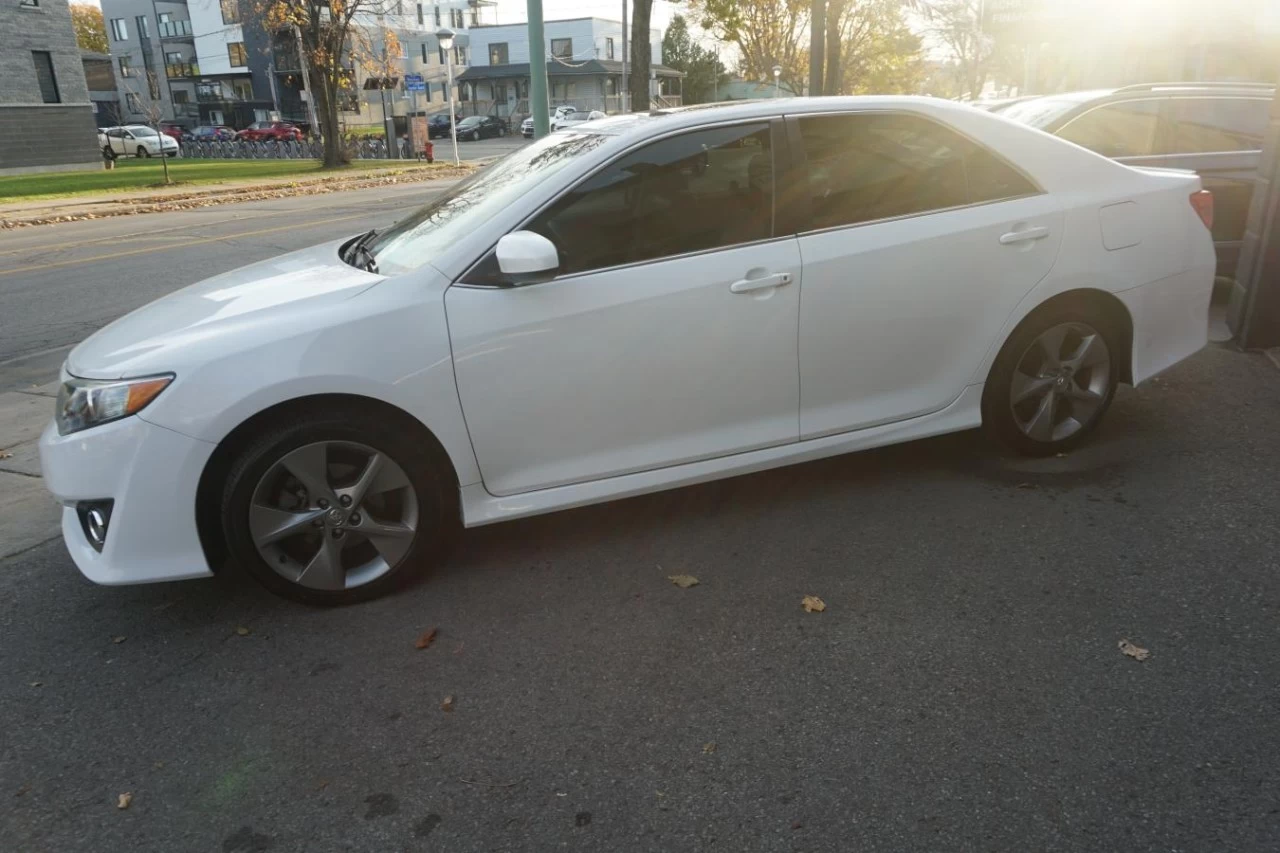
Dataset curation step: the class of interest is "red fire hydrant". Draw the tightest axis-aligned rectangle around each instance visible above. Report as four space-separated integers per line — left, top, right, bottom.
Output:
422 141 434 163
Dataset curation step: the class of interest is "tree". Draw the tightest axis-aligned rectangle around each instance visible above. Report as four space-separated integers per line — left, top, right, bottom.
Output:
247 0 397 167
925 0 995 99
70 3 108 54
834 0 925 95
118 67 174 184
661 15 726 104
689 0 809 96
630 0 655 111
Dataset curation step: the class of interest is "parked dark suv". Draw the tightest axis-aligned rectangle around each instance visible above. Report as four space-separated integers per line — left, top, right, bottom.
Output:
1001 82 1275 279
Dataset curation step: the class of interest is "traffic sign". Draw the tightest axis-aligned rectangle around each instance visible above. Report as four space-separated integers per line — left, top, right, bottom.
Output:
404 74 426 92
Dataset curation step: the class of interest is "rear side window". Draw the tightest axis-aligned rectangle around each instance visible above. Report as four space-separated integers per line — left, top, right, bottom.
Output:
1172 97 1269 153
796 113 1038 230
1057 99 1165 157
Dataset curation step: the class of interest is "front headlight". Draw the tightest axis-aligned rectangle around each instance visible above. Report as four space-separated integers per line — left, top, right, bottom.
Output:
55 374 173 436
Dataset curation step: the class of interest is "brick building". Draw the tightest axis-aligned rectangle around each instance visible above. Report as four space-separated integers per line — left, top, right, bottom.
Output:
0 0 102 175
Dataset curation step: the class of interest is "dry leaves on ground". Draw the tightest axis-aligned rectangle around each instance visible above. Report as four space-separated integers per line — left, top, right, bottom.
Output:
802 595 826 613
0 450 12 459
111 636 126 644
668 574 700 589
1118 639 1150 661
702 742 717 754
441 695 455 712
117 792 133 810
234 626 251 636
414 627 438 650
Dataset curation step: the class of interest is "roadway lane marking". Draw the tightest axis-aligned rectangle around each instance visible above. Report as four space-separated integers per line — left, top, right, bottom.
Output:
0 213 369 277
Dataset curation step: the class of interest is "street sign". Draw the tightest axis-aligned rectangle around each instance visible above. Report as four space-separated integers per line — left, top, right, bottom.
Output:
404 74 426 92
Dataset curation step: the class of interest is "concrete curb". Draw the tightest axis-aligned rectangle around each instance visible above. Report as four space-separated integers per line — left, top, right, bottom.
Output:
0 384 60 561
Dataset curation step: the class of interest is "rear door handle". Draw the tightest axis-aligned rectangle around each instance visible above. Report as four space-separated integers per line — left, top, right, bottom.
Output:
730 272 792 293
999 226 1050 245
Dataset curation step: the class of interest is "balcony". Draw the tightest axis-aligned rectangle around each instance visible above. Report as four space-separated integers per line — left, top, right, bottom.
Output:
166 62 199 78
159 19 193 39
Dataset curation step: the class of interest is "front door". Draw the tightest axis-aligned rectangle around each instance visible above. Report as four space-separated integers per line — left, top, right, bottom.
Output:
447 121 801 496
791 111 1065 438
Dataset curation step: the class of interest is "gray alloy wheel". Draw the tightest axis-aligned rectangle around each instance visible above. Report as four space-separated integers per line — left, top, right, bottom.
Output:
1009 321 1112 443
248 440 418 591
136 146 149 158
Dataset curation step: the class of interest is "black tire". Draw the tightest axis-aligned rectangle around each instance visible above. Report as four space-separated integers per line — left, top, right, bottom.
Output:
981 306 1121 457
220 407 458 605
137 146 149 158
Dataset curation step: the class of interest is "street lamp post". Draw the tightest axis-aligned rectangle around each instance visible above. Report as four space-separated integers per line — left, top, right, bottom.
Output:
772 65 782 98
436 26 460 166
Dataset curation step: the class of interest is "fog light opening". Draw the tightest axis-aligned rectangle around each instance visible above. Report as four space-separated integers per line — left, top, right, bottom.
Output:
77 500 114 553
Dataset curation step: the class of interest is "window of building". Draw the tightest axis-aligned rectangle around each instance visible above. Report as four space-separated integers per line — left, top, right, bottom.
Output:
488 43 508 65
416 3 423 25
158 11 171 24
421 43 428 63
31 52 60 104
454 46 465 65
451 8 463 27
551 80 577 99
527 123 774 275
1172 97 1269 154
19 0 39 7
135 15 149 39
221 0 241 25
228 42 248 67
551 38 572 59
173 89 190 104
110 18 128 41
439 46 446 66
606 37 614 60
234 79 253 100
1057 99 1166 158
795 113 1038 231
126 92 142 112
434 5 441 27
118 55 134 77
165 51 183 65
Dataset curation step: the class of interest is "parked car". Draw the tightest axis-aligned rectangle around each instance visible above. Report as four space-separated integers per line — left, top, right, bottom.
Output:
236 121 304 142
43 96 1215 605
456 115 506 140
159 122 186 144
185 125 236 142
99 125 180 159
426 114 453 138
521 107 595 137
1000 82 1274 279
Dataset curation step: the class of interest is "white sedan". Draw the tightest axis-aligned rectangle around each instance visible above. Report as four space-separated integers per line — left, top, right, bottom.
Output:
41 97 1215 604
100 125 179 159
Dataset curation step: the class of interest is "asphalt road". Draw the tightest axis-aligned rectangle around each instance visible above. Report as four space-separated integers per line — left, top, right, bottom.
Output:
2 185 1280 851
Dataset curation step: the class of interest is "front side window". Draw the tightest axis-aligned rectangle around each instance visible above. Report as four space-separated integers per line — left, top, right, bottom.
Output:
32 51 60 104
1172 97 1269 153
489 43 508 65
228 42 248 67
551 38 572 59
797 112 1038 230
528 123 774 276
1057 99 1165 158
110 18 128 41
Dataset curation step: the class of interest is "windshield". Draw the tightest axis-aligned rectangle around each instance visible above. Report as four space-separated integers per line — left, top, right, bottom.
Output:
999 97 1086 129
366 131 612 275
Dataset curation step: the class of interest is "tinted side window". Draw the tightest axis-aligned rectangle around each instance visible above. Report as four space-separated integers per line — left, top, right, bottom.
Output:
1173 97 1268 153
1057 99 1163 157
797 113 1036 230
529 123 773 275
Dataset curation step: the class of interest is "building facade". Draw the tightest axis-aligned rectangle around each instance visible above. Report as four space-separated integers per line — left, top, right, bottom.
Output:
458 17 679 117
0 0 101 175
82 51 122 128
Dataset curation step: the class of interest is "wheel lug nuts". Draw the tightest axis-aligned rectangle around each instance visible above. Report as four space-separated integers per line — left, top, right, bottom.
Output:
331 529 344 539
339 495 352 507
317 499 329 509
349 512 361 525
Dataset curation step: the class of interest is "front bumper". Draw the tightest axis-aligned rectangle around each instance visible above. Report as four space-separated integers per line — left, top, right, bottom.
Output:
39 416 217 585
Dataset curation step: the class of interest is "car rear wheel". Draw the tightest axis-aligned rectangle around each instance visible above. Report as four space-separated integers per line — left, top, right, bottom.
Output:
982 311 1119 456
220 409 457 605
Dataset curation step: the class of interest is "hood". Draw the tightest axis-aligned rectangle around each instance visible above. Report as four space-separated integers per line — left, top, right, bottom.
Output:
67 240 383 380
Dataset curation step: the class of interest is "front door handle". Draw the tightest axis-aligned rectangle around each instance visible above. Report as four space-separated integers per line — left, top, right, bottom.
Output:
730 272 792 294
999 226 1050 245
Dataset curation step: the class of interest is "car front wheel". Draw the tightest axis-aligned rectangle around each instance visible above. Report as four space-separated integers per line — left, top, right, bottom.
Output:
220 409 457 605
982 310 1120 456
136 146 150 158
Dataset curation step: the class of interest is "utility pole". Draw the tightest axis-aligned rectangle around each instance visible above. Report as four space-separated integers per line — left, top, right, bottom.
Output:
528 0 550 135
621 0 628 113
809 0 825 96
293 23 320 139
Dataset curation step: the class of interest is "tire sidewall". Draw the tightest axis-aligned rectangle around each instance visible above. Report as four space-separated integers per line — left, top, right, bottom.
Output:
220 414 455 605
982 308 1121 456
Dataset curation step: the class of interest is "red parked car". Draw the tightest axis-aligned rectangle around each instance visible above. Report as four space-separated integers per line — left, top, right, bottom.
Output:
159 123 186 143
235 121 304 142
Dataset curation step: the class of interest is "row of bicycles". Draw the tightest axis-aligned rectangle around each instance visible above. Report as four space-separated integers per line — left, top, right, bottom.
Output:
178 138 416 160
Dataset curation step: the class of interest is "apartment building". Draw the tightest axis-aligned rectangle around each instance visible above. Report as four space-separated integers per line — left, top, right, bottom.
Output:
1 0 101 174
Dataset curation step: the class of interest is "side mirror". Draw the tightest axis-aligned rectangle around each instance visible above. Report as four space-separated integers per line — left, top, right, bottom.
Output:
495 231 559 285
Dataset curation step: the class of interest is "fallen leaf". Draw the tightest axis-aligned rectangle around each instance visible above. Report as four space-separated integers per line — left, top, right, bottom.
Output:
29 681 42 688
0 450 11 460
1015 482 1034 489
117 792 133 810
668 574 700 588
792 821 803 830
452 642 465 655
414 627 438 650
152 761 164 770
235 626 251 636
802 595 826 613
1118 639 1150 661
441 695 455 712
702 742 717 754
1055 452 1068 458
111 636 126 645
15 783 30 797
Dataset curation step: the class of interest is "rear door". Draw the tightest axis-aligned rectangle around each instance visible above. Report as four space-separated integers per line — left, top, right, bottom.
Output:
792 111 1065 438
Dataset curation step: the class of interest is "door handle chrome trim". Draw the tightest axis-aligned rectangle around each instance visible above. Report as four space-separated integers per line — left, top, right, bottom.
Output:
999 226 1050 245
729 272 792 293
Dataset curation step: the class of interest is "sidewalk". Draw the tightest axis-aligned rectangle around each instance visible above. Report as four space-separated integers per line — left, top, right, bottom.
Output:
0 161 475 229
0 381 60 560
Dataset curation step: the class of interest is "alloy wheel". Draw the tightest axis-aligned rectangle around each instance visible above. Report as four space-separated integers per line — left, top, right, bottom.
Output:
248 441 418 591
1009 321 1111 443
